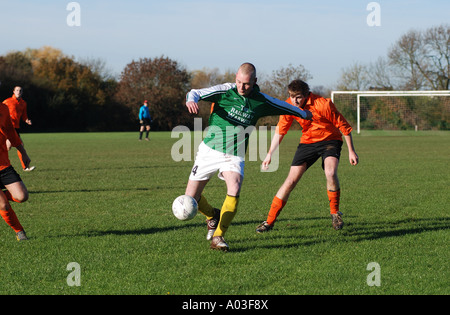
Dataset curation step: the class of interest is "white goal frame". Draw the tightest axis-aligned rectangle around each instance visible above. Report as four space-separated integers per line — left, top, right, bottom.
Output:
331 91 450 134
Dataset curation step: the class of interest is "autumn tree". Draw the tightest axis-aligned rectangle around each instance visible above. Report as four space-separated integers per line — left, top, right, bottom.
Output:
189 68 235 128
0 47 130 132
190 67 235 89
115 56 191 130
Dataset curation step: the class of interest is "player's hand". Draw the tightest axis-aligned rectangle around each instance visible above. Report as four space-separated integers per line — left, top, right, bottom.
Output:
261 154 272 171
186 101 199 114
25 119 32 126
349 151 359 166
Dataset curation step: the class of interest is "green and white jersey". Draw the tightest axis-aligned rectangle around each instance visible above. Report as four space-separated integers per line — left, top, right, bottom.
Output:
186 83 308 156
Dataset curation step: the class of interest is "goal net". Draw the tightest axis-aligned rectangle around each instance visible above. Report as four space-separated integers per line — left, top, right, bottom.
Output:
331 91 450 133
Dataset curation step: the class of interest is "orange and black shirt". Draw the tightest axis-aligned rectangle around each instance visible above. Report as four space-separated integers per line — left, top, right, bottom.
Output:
277 93 352 144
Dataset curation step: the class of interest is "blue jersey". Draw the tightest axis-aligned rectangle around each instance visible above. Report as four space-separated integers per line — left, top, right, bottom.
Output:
139 105 151 120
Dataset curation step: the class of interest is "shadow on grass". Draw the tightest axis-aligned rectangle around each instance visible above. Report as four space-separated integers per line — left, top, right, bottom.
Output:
82 221 205 238
79 217 319 238
56 215 449 253
230 216 450 253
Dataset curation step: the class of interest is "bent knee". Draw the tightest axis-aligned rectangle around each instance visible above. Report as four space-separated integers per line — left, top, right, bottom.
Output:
11 192 29 203
16 193 29 203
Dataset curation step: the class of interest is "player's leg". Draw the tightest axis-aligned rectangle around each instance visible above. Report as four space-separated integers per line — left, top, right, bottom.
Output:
323 156 343 230
17 150 27 170
145 125 150 140
186 177 223 241
276 163 308 201
186 141 219 219
15 134 35 171
185 178 213 216
324 156 340 193
187 142 227 243
256 164 307 232
258 141 322 233
210 171 242 251
139 125 144 140
4 180 29 203
0 180 28 240
1 166 28 203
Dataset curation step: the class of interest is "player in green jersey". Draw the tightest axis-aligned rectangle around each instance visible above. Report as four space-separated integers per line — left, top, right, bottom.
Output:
184 63 312 251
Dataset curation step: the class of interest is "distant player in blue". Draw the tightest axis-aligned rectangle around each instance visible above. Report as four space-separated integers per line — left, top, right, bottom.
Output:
139 100 152 141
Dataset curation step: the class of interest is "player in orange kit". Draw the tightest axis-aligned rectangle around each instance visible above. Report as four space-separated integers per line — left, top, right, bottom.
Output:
0 97 32 241
256 80 359 232
2 86 35 171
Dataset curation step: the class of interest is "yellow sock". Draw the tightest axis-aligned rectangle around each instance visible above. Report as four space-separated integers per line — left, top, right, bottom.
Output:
197 194 215 220
213 195 239 237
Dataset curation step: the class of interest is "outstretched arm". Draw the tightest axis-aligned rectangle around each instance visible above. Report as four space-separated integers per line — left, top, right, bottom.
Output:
185 83 236 115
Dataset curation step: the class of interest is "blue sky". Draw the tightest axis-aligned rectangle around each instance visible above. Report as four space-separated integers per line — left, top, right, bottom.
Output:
0 0 449 88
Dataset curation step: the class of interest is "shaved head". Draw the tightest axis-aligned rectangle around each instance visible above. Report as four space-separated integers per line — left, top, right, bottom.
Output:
238 63 256 80
235 63 257 96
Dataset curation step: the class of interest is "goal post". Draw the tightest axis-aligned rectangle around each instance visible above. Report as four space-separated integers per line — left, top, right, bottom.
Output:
331 91 450 134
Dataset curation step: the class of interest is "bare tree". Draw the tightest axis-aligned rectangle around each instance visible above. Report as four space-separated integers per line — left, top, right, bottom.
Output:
261 63 312 99
367 57 395 90
336 62 369 91
389 24 449 90
423 24 450 90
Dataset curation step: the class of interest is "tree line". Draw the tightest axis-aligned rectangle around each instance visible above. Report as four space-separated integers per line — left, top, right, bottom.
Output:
337 24 449 91
0 24 447 132
0 47 312 132
335 24 449 131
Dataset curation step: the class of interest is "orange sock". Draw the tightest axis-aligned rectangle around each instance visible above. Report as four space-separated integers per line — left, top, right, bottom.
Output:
266 196 287 226
327 190 340 214
17 151 26 169
0 208 24 233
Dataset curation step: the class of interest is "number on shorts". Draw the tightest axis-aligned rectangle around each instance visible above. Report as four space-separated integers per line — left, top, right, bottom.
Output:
191 165 198 176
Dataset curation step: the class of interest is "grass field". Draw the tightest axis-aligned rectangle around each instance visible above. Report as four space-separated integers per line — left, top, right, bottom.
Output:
0 130 448 295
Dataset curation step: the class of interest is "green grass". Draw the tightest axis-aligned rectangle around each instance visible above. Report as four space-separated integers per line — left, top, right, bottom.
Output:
0 130 448 295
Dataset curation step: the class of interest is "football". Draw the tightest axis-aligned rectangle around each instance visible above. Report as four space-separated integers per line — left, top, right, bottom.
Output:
172 195 198 221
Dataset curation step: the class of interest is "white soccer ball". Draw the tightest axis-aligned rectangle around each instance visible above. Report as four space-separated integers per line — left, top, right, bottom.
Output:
172 195 198 221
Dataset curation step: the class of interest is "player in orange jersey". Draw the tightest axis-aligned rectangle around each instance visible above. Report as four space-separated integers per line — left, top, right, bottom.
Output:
2 86 35 171
256 80 359 232
0 97 32 241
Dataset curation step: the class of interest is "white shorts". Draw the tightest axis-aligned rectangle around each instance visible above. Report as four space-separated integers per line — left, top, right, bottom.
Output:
189 142 245 181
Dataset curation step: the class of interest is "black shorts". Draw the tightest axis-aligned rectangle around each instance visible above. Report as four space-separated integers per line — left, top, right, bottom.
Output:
140 118 151 127
291 140 343 170
0 165 22 189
